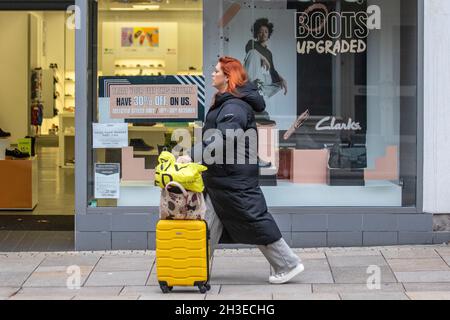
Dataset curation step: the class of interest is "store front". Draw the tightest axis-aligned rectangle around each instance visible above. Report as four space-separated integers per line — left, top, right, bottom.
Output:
73 0 431 251
0 0 76 251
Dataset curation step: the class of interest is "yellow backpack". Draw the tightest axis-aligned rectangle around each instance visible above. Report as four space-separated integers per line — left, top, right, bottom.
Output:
154 151 208 193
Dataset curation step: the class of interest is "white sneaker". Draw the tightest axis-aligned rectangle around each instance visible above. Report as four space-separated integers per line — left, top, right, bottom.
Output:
269 263 305 284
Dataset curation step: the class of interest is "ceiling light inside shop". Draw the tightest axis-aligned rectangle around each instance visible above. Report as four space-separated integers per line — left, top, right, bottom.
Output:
110 5 160 11
132 4 160 10
104 0 201 11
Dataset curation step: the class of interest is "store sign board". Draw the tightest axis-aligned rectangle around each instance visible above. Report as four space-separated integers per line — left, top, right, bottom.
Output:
295 3 381 55
95 163 120 199
315 116 362 131
93 123 128 149
109 84 198 119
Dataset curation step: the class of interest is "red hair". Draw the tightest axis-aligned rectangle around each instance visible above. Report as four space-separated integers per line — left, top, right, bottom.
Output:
219 56 248 95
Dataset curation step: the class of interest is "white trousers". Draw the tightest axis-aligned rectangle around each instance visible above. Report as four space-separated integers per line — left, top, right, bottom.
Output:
205 193 301 274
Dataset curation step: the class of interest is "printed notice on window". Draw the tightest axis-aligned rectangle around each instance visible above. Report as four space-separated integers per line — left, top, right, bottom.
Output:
93 123 128 149
95 163 120 199
109 84 198 119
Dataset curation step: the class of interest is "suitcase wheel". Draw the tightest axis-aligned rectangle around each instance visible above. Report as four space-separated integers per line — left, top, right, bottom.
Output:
198 284 207 294
160 284 173 294
197 283 210 294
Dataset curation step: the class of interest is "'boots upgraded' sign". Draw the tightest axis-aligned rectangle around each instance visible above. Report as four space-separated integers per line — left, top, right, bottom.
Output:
296 3 381 55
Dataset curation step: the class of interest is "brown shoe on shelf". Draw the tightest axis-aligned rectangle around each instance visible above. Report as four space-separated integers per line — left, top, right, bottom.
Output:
63 106 75 113
283 109 310 140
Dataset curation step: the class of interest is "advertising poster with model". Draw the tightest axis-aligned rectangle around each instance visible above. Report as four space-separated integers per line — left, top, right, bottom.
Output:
215 1 298 131
204 0 373 138
203 0 389 191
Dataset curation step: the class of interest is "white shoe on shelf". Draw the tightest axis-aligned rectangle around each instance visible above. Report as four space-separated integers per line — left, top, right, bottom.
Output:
269 263 305 285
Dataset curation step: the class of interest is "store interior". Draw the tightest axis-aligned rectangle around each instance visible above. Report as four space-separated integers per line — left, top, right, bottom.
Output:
98 0 203 77
0 10 75 216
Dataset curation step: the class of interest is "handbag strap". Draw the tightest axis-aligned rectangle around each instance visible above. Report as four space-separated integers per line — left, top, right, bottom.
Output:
165 181 188 197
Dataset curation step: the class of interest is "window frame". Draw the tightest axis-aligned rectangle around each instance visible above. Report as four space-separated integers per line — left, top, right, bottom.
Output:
75 0 425 216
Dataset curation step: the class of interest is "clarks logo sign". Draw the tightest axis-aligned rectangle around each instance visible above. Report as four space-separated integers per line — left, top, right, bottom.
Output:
315 117 362 131
296 3 381 55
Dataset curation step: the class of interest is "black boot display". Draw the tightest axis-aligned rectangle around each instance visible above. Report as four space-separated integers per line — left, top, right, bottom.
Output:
133 122 157 127
130 138 154 151
0 128 11 138
5 148 30 159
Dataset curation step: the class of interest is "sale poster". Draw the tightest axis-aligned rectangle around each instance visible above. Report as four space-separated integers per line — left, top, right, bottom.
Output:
98 76 205 122
109 84 198 119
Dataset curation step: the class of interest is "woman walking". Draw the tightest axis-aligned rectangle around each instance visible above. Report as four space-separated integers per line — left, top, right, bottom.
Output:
180 56 304 284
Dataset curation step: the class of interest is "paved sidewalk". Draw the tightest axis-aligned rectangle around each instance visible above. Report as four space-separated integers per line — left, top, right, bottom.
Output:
1 245 450 300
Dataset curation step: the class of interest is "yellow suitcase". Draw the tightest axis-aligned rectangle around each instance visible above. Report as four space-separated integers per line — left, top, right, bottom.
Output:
156 219 211 293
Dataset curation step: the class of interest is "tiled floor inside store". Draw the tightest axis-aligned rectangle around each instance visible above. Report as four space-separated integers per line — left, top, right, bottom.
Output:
0 144 75 252
33 145 74 216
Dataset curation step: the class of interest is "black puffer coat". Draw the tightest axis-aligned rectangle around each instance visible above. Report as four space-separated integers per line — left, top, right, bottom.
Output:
191 82 282 245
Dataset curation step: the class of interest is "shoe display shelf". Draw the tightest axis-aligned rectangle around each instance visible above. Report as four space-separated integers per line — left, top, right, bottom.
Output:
128 122 199 133
58 70 76 167
64 70 75 107
128 123 200 156
177 67 203 76
41 69 58 119
0 156 38 210
128 125 164 157
114 59 166 76
58 112 75 168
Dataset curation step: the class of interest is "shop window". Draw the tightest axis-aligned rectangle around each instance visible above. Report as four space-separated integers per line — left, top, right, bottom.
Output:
89 0 203 207
88 0 419 209
202 0 418 207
